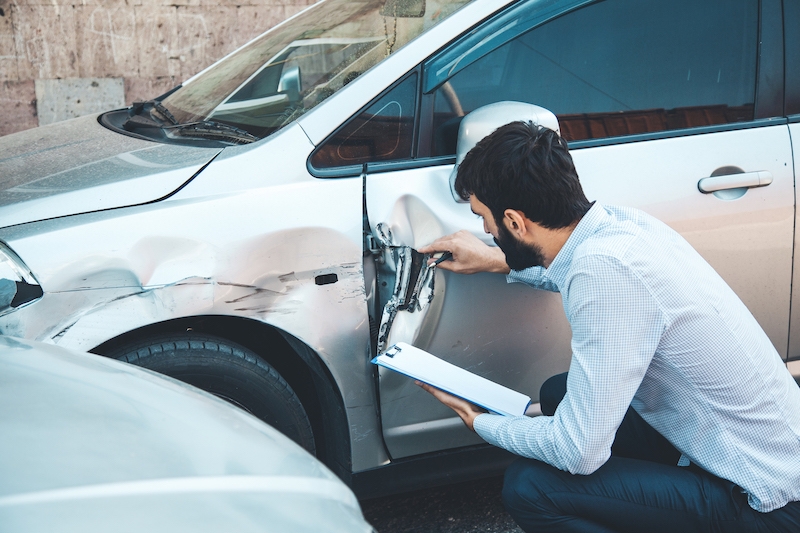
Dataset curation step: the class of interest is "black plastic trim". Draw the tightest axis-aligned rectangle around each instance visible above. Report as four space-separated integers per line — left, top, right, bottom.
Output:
568 118 788 150
754 0 784 119
11 281 43 308
788 114 800 124
314 273 338 286
416 92 436 159
99 109 238 148
367 155 456 173
352 444 515 500
786 0 800 115
309 155 456 179
309 163 363 178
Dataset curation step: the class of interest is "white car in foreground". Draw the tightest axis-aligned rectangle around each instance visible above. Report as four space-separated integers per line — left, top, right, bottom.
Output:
0 336 373 533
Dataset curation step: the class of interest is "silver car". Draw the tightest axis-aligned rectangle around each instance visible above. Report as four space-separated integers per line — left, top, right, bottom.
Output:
0 0 798 496
0 336 373 532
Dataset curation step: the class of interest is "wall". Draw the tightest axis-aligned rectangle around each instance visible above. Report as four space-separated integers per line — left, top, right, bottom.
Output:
0 0 316 136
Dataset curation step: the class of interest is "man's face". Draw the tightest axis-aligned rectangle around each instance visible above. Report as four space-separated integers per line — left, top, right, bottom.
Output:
493 220 546 270
469 195 546 270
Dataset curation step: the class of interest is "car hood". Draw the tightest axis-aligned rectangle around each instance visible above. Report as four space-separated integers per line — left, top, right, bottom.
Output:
0 337 371 533
0 114 222 228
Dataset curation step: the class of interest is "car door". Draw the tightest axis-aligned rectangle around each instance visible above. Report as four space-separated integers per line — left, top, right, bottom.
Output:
314 0 793 460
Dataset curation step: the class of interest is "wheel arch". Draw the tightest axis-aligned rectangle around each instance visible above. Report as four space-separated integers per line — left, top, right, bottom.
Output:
90 315 353 483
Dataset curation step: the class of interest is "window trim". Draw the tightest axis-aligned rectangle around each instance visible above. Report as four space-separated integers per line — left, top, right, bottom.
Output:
567 117 788 150
307 67 422 179
310 0 783 179
785 0 800 116
313 117 788 179
753 0 784 118
423 0 595 93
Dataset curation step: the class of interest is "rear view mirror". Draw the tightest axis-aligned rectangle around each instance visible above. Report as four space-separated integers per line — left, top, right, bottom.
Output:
381 0 425 18
278 66 302 103
449 102 561 203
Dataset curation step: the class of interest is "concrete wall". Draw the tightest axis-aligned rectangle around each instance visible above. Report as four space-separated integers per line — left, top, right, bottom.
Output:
0 0 316 136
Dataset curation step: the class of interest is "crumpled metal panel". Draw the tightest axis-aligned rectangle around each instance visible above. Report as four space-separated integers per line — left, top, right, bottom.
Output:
372 222 441 353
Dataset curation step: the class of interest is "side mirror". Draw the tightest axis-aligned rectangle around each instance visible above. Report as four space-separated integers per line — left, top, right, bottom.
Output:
278 66 302 103
449 102 561 203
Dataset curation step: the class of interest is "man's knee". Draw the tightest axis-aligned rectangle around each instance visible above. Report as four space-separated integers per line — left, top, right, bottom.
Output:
539 372 568 416
502 459 554 514
502 459 569 532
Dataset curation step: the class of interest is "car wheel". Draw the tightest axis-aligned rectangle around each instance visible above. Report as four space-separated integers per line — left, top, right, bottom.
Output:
108 334 316 454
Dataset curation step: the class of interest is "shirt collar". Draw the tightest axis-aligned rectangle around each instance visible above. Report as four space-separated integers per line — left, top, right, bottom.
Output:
545 202 607 289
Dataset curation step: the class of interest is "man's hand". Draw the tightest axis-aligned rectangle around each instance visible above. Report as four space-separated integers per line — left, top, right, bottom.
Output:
416 381 487 431
419 230 510 275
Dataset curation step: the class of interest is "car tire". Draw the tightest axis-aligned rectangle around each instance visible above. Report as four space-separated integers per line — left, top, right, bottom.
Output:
108 334 316 454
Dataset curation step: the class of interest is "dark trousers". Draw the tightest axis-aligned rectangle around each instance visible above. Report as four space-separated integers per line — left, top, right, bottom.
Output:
501 373 800 532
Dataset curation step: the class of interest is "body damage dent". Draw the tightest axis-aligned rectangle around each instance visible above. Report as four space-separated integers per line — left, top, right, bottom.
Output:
373 222 442 353
0 266 363 347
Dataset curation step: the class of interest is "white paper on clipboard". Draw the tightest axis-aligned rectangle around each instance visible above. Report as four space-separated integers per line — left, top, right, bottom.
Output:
371 342 531 417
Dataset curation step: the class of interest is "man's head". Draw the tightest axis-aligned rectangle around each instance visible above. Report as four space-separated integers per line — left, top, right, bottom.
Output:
455 121 591 229
455 121 592 269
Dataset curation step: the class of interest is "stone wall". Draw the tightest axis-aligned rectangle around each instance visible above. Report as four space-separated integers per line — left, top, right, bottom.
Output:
0 0 316 136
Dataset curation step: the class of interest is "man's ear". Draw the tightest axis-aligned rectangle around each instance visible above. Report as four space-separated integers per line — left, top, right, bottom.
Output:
503 209 527 236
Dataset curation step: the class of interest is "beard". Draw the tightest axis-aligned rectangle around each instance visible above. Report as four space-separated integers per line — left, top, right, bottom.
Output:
494 222 546 271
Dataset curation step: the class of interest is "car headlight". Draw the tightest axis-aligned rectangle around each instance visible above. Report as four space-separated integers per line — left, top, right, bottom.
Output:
0 242 43 314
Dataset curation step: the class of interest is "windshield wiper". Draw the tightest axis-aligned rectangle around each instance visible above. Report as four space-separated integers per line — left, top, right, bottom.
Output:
164 121 259 145
124 99 177 131
123 100 259 145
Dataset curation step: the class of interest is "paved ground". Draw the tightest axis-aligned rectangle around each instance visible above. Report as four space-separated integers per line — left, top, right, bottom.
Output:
360 476 523 533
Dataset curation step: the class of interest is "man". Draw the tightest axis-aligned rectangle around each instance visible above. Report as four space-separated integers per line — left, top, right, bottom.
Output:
418 121 800 532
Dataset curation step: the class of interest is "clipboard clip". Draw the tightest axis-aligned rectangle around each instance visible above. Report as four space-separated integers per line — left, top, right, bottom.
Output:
383 344 402 358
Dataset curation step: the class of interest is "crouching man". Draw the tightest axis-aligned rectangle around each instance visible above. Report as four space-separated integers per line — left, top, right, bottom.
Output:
419 121 800 532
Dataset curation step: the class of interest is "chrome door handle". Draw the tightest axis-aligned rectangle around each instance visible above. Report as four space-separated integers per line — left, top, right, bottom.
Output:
697 171 773 193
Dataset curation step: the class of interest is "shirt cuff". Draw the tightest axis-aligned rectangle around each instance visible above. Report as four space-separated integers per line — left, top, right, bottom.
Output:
473 413 508 448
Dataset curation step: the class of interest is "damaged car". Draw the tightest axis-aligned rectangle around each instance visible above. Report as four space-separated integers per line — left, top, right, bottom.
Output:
0 0 798 497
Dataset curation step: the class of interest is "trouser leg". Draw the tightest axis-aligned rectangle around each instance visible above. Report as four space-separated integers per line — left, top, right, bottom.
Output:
506 373 800 532
539 372 680 465
502 456 761 533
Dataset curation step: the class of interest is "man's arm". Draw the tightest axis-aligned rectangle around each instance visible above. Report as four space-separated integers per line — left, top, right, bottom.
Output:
419 231 510 275
423 254 666 475
420 231 560 292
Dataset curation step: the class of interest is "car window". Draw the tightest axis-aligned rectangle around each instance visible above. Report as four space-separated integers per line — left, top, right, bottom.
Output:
310 72 418 170
429 0 758 155
158 0 468 142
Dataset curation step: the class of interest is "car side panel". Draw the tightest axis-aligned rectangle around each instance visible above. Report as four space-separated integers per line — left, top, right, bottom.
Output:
0 124 388 473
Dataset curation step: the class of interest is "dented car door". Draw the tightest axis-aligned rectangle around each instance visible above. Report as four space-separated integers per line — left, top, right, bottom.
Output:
366 165 572 459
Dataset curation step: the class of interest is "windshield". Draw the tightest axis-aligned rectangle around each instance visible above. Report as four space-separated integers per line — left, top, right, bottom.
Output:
160 0 471 140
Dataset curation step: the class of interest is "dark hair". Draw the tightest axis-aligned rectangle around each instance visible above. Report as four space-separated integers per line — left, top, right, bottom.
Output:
454 121 592 229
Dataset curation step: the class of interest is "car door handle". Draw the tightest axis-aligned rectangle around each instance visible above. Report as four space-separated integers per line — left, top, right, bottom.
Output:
697 171 773 193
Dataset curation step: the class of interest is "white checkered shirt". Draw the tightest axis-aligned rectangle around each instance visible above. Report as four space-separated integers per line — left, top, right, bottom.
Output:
473 203 800 512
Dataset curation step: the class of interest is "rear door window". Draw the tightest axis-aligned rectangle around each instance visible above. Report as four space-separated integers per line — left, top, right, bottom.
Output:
428 0 759 155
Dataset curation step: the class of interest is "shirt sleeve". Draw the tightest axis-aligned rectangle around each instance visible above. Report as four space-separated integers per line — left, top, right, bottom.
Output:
475 254 666 475
506 266 560 292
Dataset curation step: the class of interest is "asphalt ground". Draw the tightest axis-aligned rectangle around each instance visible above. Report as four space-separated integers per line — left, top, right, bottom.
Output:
360 476 524 533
